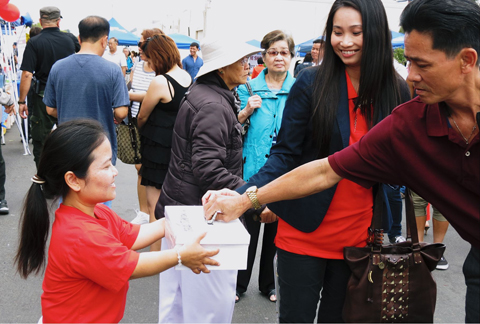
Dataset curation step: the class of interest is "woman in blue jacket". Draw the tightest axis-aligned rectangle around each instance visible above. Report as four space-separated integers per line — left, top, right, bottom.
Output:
236 30 295 303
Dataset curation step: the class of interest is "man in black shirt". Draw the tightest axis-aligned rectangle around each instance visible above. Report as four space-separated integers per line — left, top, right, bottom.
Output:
18 6 80 168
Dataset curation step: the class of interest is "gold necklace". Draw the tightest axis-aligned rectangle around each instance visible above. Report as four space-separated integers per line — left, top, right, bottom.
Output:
451 117 477 144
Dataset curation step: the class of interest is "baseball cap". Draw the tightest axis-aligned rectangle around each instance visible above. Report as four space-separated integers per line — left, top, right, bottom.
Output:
40 6 62 20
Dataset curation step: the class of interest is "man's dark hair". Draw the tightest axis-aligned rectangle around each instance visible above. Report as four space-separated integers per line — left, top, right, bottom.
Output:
29 27 43 38
190 42 200 49
313 38 324 45
257 57 264 65
401 0 480 64
78 16 110 43
303 52 313 63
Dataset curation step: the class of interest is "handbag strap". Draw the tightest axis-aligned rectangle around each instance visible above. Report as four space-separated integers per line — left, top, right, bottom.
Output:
241 82 254 138
404 188 419 244
128 101 134 121
127 102 140 164
369 185 419 246
245 81 254 96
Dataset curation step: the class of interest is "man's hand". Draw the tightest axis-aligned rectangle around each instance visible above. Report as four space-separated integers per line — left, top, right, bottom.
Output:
202 189 251 223
19 103 28 119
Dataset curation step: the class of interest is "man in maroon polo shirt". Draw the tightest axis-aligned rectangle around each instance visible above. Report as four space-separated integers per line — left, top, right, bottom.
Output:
203 0 480 322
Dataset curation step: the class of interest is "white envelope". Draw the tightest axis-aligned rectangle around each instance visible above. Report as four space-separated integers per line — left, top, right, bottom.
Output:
164 205 250 270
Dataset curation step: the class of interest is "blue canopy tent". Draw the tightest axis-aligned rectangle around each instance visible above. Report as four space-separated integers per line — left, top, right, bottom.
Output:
295 36 323 57
168 33 199 50
392 36 404 49
108 18 139 46
246 39 261 48
391 30 403 39
391 30 405 49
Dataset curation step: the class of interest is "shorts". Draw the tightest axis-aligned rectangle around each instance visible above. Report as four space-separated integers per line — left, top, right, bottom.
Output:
411 191 447 222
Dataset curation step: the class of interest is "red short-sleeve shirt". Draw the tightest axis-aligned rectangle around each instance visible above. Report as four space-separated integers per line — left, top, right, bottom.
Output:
275 72 373 259
41 204 140 323
329 98 480 249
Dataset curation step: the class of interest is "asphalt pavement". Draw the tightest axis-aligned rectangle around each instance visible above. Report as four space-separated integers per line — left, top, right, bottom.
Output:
0 125 469 323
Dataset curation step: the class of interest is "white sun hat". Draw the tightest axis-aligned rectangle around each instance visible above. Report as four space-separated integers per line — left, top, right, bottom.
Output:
195 38 262 79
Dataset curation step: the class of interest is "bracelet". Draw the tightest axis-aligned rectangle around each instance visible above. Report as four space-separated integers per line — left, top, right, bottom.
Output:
174 246 182 266
18 101 26 104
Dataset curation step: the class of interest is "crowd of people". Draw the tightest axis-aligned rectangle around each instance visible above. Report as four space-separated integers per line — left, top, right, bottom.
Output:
0 0 478 322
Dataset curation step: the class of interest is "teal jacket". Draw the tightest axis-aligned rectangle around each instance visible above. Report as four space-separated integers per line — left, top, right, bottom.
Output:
237 69 295 181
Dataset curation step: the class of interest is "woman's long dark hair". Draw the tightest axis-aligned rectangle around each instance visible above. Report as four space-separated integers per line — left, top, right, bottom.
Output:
14 119 107 279
312 0 403 158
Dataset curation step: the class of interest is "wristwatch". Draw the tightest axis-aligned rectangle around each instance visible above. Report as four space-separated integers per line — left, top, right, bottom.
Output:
246 186 262 210
18 101 26 104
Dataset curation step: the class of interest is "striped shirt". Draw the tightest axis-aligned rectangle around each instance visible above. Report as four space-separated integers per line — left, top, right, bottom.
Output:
130 61 156 117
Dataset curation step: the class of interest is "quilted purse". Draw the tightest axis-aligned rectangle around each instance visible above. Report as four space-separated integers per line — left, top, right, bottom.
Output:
342 187 445 323
116 105 141 165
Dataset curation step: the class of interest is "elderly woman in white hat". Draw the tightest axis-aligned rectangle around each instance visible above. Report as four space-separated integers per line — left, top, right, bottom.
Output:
154 38 260 323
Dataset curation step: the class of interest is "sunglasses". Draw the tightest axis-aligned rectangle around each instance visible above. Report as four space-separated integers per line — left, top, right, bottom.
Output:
138 34 168 51
265 49 291 57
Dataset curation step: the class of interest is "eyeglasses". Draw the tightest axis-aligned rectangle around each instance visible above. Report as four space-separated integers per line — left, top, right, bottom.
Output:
238 57 249 66
265 49 291 57
137 41 143 48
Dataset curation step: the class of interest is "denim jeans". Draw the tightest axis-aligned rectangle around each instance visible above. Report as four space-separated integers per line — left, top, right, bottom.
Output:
385 184 403 239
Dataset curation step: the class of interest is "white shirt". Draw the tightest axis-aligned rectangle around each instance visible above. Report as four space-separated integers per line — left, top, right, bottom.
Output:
103 50 127 68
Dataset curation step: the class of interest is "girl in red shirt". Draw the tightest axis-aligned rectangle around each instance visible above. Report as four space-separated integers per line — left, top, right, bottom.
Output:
15 119 219 323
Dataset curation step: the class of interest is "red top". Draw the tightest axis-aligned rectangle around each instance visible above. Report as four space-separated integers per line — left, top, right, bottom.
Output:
251 65 265 79
329 97 480 250
42 204 140 323
275 71 373 259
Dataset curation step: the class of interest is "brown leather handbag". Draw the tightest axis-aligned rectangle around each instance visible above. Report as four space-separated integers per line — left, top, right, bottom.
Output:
343 187 445 323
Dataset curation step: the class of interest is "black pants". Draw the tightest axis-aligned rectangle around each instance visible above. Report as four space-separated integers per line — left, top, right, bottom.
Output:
236 215 277 295
464 246 480 323
277 248 351 323
30 93 56 169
